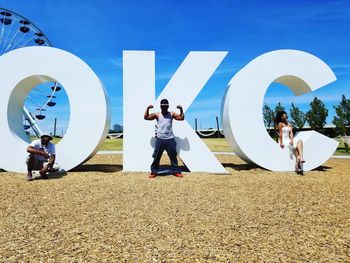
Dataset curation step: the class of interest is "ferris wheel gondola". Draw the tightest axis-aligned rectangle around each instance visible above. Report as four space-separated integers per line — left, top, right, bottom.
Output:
0 7 61 137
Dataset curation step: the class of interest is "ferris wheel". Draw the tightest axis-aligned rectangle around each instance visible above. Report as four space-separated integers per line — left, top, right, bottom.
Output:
0 7 61 137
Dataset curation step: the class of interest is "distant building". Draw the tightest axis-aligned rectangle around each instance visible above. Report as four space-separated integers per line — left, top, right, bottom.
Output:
112 124 123 133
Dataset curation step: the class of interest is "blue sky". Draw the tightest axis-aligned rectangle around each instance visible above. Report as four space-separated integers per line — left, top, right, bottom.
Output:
1 0 350 134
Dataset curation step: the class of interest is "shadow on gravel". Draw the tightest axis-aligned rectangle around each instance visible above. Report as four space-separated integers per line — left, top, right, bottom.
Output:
71 164 123 173
222 163 261 171
313 165 332 172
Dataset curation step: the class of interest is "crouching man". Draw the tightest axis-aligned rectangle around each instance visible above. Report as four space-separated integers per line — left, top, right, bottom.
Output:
26 133 56 181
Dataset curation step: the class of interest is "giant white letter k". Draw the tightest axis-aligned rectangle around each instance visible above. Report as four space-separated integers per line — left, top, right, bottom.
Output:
123 51 228 173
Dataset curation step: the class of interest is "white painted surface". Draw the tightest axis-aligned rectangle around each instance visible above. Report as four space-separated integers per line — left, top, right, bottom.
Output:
0 47 110 172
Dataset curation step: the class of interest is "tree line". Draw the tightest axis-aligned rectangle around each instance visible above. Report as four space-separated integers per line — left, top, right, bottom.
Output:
263 94 350 136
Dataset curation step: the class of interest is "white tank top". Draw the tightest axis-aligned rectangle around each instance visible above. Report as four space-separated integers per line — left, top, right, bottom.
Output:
156 112 174 139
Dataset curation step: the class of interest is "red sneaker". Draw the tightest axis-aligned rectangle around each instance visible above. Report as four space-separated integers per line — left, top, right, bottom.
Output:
149 173 157 179
174 173 183 178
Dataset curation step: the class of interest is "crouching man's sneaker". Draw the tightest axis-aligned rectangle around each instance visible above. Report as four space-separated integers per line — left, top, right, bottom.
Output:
149 173 157 179
26 172 33 181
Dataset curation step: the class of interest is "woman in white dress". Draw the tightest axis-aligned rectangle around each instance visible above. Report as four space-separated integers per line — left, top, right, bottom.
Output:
275 111 305 173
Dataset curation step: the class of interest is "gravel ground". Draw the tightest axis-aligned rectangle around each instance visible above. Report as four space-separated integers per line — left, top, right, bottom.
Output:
0 154 349 262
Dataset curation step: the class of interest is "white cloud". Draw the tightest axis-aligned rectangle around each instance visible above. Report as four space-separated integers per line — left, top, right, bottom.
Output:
110 58 123 68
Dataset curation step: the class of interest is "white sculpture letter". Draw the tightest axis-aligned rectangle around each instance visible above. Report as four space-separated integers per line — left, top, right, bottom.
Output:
123 51 228 173
0 47 110 173
222 49 338 171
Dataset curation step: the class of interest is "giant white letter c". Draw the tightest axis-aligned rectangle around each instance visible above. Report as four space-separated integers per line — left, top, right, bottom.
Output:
222 50 338 171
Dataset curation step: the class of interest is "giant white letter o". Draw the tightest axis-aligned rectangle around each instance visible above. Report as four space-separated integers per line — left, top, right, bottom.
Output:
222 50 338 171
0 47 110 173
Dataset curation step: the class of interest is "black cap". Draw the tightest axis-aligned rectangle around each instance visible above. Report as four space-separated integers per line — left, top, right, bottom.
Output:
160 99 169 106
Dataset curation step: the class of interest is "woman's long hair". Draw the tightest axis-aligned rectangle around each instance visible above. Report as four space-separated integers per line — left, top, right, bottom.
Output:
275 110 287 126
274 110 287 142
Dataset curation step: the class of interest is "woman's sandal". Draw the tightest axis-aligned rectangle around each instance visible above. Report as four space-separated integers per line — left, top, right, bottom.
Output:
295 163 300 173
295 157 304 175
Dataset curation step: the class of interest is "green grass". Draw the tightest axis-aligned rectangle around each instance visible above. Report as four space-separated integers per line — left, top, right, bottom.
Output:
31 137 350 155
100 138 122 151
99 138 350 155
30 136 122 151
334 148 350 155
97 138 232 152
201 138 350 155
51 137 62 145
201 138 231 152
30 136 62 145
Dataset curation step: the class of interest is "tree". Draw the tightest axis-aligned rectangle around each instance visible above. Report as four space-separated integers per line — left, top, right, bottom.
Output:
306 97 328 132
289 103 306 129
274 102 285 117
263 103 274 128
333 94 350 136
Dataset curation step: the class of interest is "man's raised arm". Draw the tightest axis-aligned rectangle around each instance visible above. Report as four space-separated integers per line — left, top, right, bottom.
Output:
173 105 184 121
144 105 157 120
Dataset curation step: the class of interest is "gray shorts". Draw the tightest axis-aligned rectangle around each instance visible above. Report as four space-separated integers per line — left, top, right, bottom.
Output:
26 155 48 170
